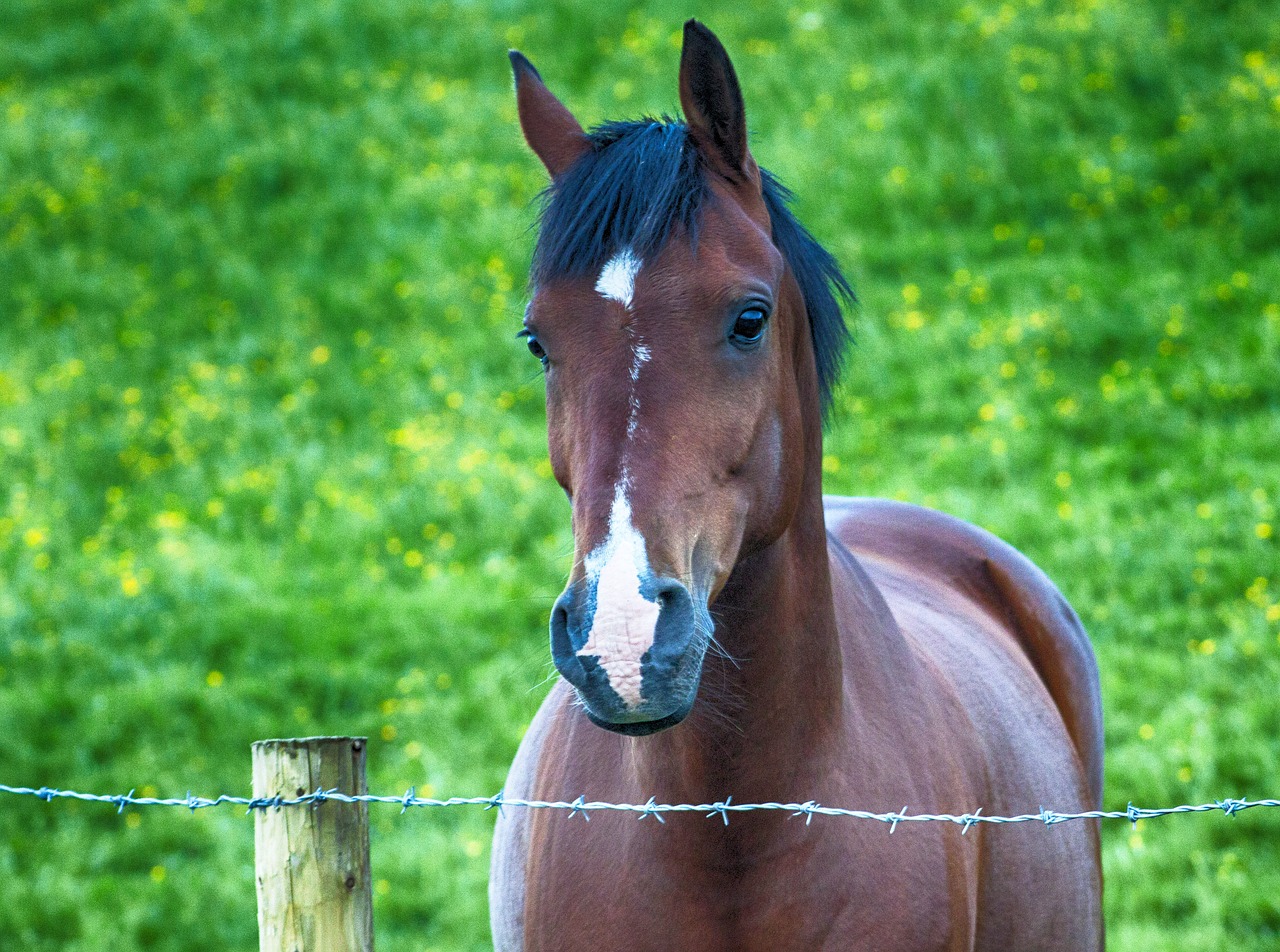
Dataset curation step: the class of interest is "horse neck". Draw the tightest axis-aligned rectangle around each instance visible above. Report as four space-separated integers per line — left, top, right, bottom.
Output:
633 396 844 798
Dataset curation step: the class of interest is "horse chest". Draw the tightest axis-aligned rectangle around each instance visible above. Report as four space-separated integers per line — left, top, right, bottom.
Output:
519 813 967 952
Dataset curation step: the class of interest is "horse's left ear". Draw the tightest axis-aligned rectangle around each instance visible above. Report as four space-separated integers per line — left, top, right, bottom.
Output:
678 20 752 178
510 50 591 180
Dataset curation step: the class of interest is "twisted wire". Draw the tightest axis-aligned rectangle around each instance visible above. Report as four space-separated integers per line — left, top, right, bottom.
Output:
2 783 1276 828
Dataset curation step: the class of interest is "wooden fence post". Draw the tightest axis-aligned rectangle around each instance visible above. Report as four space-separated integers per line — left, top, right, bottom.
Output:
252 737 374 952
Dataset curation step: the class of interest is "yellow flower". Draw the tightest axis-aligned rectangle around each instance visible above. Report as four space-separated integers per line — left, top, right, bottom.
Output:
154 511 185 530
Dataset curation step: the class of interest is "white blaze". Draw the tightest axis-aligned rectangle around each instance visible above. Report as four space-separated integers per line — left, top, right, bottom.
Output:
577 249 658 709
594 249 642 309
577 482 659 707
630 343 651 380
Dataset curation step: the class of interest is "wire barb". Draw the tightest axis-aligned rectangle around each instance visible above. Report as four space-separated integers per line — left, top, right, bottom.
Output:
485 790 506 816
639 796 665 823
707 797 733 826
1038 806 1066 826
791 800 819 826
1216 797 1245 818
888 805 909 834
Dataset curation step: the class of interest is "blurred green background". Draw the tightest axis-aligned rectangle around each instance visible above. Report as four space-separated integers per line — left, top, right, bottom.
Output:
2 0 1277 948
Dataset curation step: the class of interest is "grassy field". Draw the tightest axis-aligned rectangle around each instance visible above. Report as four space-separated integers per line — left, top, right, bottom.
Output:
2 0 1278 948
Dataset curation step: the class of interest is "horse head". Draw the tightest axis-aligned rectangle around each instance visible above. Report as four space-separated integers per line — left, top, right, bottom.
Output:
511 21 851 735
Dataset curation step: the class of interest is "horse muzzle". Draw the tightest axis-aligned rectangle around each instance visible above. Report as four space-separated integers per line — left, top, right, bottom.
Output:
549 574 706 734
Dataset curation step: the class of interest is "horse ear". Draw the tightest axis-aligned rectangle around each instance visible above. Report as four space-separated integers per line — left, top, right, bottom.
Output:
678 20 751 177
509 50 590 180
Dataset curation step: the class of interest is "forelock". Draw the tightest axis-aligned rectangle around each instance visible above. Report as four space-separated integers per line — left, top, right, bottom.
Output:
531 118 707 285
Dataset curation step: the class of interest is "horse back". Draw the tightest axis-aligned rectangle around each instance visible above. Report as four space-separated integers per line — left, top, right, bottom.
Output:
823 496 1104 809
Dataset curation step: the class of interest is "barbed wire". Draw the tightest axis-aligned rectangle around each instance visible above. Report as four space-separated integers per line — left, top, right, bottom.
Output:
3 783 1277 829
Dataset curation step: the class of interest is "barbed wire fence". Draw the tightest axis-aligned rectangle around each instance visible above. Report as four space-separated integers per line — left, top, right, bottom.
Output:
3 782 1278 830
7 735 1280 951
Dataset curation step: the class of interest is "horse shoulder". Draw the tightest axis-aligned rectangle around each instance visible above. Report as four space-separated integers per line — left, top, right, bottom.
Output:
490 680 573 952
822 495 1103 809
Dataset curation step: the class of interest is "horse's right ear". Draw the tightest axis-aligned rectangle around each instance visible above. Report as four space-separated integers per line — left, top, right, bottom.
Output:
509 51 590 180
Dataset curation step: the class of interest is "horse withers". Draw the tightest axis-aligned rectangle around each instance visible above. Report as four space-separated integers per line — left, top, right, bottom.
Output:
491 20 1103 951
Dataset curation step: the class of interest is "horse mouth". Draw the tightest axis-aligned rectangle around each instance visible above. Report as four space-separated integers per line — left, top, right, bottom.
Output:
584 697 694 736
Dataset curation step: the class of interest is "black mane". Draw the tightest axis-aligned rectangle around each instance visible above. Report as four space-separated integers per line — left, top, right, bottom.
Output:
532 118 854 414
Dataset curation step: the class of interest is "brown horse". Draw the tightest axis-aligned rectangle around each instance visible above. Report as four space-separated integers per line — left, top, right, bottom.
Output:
491 20 1103 951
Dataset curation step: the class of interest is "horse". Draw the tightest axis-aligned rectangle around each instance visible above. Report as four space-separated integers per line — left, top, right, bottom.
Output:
490 20 1104 951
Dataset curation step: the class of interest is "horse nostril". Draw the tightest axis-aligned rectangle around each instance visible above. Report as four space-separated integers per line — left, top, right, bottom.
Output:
650 579 690 616
549 591 578 658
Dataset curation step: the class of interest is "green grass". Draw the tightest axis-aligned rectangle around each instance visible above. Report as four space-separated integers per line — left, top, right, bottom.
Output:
2 0 1278 948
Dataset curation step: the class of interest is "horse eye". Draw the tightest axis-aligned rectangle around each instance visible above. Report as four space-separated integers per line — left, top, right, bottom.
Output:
729 308 769 347
519 329 548 363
